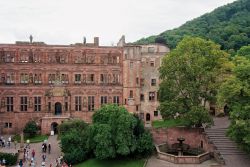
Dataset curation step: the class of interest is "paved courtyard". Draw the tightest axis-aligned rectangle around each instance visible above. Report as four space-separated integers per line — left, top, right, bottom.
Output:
0 135 61 167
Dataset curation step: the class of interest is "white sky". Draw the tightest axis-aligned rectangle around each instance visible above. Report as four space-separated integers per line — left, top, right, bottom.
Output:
0 0 236 46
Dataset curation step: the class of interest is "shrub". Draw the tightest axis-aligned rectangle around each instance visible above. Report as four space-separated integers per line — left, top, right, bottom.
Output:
23 121 38 137
0 152 18 166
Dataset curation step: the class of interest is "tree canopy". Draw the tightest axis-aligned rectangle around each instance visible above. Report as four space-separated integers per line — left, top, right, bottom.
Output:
217 55 250 152
135 0 250 52
158 37 231 127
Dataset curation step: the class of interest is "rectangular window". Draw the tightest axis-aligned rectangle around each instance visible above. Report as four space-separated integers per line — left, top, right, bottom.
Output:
48 74 56 84
20 96 28 111
151 79 156 86
150 61 155 67
75 96 82 111
113 96 120 105
149 92 155 101
136 77 139 85
154 111 159 117
140 94 144 101
100 74 107 83
129 90 133 98
140 78 145 87
87 74 95 83
48 102 51 111
130 61 133 68
4 122 12 128
34 96 41 111
61 74 69 84
65 102 68 111
34 73 42 84
101 96 108 105
88 96 95 111
6 97 13 112
6 72 15 84
20 73 29 84
136 105 139 111
75 74 81 84
4 52 15 63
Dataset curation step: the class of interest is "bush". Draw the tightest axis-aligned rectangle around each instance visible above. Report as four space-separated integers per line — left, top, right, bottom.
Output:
23 121 38 137
0 152 18 166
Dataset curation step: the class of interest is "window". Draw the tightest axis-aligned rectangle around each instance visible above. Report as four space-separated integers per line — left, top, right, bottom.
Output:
140 78 145 87
61 74 69 84
20 96 28 111
130 61 133 68
113 96 119 105
113 74 120 84
20 52 29 63
48 102 51 111
20 73 29 84
154 111 159 117
4 52 15 63
65 102 68 111
75 96 82 111
88 96 95 111
48 74 56 84
34 73 42 84
34 96 41 111
150 61 155 67
100 74 107 83
136 105 139 111
75 74 81 84
124 98 127 105
136 77 139 85
139 113 144 119
129 90 133 98
6 72 15 84
101 96 108 105
87 74 95 83
140 94 144 101
151 79 156 86
6 97 13 112
4 122 12 128
149 92 155 101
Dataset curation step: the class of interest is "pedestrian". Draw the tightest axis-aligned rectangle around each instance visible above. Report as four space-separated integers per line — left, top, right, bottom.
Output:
2 158 6 166
48 143 51 154
19 159 23 167
42 143 45 152
30 160 36 167
8 136 11 148
42 154 46 162
32 149 35 158
44 143 47 153
41 161 46 167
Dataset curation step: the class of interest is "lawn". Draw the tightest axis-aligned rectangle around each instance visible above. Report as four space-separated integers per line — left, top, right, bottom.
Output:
152 118 188 128
75 158 145 167
12 134 48 143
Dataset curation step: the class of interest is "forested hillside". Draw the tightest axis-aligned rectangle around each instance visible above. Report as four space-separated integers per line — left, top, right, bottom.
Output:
135 0 250 52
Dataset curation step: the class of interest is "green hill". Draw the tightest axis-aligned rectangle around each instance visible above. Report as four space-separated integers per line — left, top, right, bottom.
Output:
135 0 250 52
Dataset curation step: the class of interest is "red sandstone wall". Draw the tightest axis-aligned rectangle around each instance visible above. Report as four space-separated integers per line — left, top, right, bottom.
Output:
150 127 213 152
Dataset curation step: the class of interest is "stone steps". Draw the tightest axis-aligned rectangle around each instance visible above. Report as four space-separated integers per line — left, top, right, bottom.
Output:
205 127 247 156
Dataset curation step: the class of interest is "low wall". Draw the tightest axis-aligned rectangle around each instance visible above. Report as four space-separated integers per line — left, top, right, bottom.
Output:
156 143 211 164
150 127 213 152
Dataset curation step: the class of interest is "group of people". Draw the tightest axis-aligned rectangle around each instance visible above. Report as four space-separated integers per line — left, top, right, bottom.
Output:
42 142 51 154
0 136 12 148
19 145 36 167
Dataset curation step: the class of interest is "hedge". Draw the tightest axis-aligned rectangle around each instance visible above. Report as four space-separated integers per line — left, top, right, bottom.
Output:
0 152 18 166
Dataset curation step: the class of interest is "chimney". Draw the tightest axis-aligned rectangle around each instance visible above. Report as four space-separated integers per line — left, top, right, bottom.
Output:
94 37 99 46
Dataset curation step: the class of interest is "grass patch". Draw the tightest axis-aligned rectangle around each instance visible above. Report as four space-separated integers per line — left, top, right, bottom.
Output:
12 134 48 143
152 118 188 128
75 158 145 167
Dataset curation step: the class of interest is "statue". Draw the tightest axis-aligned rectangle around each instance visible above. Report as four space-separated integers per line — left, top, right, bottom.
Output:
83 36 86 44
29 35 33 43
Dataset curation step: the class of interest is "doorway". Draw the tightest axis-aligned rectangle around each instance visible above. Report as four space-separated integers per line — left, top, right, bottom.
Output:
55 102 62 115
146 113 151 121
51 122 58 134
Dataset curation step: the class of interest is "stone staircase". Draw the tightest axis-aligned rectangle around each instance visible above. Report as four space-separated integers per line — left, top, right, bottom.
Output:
205 128 246 155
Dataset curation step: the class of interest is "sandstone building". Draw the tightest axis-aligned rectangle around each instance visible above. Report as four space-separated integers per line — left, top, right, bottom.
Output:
0 36 169 134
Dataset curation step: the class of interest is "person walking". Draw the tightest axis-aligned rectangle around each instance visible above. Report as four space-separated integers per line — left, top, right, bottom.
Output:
19 159 23 167
48 143 51 154
42 154 46 162
31 149 35 158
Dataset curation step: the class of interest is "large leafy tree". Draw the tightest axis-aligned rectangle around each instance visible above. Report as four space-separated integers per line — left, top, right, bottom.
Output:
159 37 230 127
217 56 250 152
91 104 154 159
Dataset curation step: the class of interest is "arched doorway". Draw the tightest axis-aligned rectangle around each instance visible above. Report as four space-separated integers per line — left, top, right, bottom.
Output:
55 102 62 115
51 122 58 134
224 105 230 116
146 113 151 121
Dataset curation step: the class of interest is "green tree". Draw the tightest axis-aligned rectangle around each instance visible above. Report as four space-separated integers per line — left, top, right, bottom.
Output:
23 121 38 137
91 104 153 159
237 45 250 59
217 57 250 152
159 37 230 127
59 119 90 164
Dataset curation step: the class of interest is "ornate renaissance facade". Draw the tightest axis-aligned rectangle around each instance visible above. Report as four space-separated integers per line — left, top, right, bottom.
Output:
0 36 169 134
